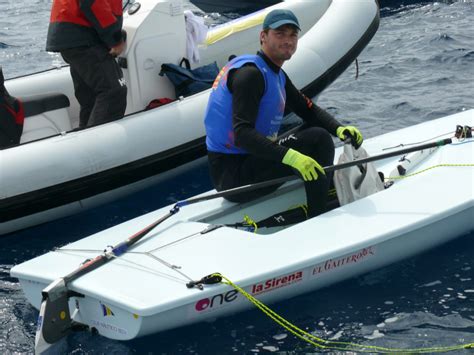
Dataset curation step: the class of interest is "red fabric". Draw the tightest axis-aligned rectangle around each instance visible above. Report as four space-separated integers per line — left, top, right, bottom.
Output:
15 99 24 125
145 98 175 110
50 0 122 28
90 0 123 28
50 0 92 27
2 100 24 126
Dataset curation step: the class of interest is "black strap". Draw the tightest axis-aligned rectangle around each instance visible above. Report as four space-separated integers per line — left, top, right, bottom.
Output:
160 63 192 78
179 57 191 70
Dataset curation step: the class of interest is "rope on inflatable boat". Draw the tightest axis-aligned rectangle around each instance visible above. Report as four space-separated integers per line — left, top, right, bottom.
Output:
198 273 474 353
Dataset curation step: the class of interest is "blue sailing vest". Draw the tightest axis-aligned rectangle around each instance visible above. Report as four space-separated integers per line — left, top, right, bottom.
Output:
204 54 286 154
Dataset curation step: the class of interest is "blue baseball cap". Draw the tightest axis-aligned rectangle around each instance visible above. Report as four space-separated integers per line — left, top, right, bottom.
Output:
263 9 301 31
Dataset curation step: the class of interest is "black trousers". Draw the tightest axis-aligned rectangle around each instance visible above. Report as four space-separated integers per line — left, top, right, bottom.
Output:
208 127 335 217
61 45 127 128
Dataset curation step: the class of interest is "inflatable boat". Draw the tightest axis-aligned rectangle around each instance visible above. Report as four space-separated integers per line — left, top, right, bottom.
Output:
11 109 473 351
1 0 380 235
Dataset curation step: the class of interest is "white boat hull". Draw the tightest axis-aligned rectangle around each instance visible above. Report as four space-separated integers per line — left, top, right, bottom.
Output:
11 109 474 341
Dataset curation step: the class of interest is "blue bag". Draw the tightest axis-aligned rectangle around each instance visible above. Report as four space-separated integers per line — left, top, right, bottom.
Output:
159 58 219 98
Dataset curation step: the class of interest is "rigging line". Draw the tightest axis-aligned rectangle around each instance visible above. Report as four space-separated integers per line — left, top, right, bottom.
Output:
55 227 217 283
146 227 214 253
55 248 187 283
56 247 194 283
107 253 188 283
129 251 196 283
55 229 206 255
382 130 454 151
386 163 474 181
131 226 225 283
126 251 178 270
451 139 474 146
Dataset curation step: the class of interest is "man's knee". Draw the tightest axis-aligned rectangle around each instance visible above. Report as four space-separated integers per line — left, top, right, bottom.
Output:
307 127 333 147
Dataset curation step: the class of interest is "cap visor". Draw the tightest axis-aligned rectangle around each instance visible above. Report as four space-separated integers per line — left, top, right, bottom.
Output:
269 20 301 31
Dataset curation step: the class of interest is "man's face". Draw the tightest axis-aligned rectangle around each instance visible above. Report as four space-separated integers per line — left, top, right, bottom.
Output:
261 25 299 66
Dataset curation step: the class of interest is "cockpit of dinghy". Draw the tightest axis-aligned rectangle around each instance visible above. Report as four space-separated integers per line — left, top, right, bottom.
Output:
197 180 310 235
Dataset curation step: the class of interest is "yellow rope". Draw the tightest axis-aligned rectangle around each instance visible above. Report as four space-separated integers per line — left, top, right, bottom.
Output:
387 163 474 180
212 273 474 353
299 204 308 218
286 204 309 219
328 187 337 197
243 215 258 233
209 163 474 351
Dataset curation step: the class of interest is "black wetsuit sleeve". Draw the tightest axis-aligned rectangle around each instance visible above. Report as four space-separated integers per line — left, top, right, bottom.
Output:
284 72 341 135
229 65 289 162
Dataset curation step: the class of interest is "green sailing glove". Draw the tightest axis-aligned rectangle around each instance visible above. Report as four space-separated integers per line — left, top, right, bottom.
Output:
282 148 325 181
336 125 363 149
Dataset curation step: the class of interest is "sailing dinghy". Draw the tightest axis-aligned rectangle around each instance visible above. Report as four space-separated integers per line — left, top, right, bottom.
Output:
1 0 379 235
11 109 473 351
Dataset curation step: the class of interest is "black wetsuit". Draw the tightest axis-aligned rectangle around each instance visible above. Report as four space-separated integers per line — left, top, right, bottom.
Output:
208 51 342 217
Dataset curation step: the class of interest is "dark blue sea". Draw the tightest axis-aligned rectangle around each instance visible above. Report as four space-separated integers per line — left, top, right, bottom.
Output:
1 0 473 354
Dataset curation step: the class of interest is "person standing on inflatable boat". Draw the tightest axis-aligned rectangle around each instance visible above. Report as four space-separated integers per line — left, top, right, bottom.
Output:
46 0 127 128
204 9 363 222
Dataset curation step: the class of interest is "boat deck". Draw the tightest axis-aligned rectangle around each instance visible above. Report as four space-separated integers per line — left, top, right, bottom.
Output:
12 110 473 318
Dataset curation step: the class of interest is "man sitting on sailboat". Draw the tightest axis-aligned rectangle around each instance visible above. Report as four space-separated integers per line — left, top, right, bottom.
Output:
204 9 363 225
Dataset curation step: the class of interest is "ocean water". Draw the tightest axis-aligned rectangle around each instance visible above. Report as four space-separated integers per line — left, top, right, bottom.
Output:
1 0 473 354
